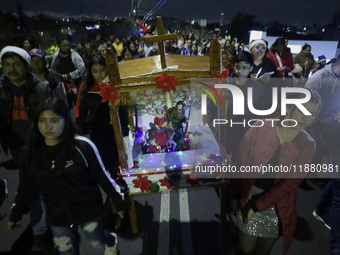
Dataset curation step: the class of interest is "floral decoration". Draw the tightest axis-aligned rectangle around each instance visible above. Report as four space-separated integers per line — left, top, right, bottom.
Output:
215 69 229 78
99 83 121 105
185 173 200 186
132 174 151 193
155 72 179 93
158 178 172 190
210 69 229 85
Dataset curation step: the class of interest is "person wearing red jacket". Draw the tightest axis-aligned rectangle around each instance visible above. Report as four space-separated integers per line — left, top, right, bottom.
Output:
229 89 321 255
267 38 294 78
136 19 155 36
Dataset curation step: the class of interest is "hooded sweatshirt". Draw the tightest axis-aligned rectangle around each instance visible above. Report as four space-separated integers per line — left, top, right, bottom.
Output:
305 63 340 113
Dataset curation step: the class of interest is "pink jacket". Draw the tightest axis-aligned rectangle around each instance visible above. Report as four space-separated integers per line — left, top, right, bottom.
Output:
236 120 315 254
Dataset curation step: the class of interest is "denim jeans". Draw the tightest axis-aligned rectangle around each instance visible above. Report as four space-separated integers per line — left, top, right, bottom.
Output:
30 195 47 235
316 180 333 215
50 217 115 255
330 179 340 250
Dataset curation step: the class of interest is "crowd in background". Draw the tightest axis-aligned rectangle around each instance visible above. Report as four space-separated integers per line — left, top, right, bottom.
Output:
1 21 340 255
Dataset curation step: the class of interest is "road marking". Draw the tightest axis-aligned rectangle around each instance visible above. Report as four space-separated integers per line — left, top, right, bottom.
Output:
179 189 193 255
157 190 170 255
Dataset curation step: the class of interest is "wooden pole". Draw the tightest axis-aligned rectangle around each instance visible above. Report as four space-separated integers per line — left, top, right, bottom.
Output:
105 48 128 171
156 16 166 69
209 38 221 75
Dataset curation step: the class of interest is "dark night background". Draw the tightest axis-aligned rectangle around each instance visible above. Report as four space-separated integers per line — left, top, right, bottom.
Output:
0 0 339 25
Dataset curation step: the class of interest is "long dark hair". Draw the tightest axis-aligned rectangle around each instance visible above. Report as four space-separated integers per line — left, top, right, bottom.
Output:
82 54 107 97
23 98 77 173
190 43 198 55
270 38 285 53
235 50 253 65
302 43 311 51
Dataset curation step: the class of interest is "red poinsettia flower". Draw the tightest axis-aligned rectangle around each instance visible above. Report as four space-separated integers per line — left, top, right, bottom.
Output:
99 83 121 105
210 69 229 85
132 174 151 193
158 178 172 190
185 173 200 186
155 72 179 93
215 69 229 78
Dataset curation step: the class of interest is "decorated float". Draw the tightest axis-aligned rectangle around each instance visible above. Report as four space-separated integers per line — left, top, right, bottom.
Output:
101 17 229 233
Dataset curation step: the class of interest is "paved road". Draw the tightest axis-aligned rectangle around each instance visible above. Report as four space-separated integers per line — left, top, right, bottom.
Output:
0 152 332 255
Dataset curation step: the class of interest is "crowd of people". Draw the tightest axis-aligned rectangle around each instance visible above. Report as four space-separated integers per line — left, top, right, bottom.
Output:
0 20 340 255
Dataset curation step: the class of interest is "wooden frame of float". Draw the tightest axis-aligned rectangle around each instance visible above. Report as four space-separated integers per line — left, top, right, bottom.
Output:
104 16 228 234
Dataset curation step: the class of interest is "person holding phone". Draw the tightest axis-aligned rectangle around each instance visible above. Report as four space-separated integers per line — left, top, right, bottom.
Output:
267 38 294 79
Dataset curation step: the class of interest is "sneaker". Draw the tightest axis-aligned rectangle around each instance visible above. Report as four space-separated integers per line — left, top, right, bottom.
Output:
104 233 118 255
32 233 49 251
313 210 331 230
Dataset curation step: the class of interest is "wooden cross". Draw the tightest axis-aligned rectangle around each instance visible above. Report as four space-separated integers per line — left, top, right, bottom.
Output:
144 16 178 69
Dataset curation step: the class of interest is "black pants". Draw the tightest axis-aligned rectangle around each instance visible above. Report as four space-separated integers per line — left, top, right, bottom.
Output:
0 179 7 209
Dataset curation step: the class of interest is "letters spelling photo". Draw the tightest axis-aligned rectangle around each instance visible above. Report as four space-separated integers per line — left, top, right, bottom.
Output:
201 84 312 128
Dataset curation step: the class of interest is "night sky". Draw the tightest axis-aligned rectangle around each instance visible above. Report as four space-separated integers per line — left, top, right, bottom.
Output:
0 0 338 25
